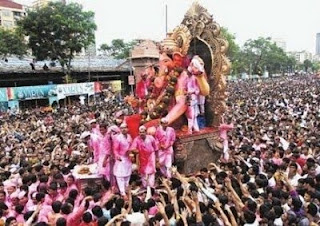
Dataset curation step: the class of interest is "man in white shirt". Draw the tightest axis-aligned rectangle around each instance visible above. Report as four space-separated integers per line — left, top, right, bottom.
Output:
126 199 145 226
273 205 284 226
287 163 301 187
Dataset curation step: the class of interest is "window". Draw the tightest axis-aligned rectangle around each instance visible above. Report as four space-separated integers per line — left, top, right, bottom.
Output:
1 10 12 17
13 11 21 17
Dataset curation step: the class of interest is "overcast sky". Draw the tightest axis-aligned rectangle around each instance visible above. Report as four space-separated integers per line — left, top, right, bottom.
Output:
18 0 320 54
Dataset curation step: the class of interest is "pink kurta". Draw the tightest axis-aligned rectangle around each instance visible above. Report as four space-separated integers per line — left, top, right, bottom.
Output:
155 126 176 167
38 204 52 223
65 184 79 197
131 135 158 175
89 127 103 163
44 193 64 206
98 134 112 177
219 123 234 140
113 134 133 177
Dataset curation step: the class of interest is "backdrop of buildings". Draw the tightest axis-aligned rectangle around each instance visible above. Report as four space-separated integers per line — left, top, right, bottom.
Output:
1 0 320 63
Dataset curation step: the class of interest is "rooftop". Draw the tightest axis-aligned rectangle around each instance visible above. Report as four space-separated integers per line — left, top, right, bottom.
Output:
0 0 23 10
0 56 130 74
130 40 160 59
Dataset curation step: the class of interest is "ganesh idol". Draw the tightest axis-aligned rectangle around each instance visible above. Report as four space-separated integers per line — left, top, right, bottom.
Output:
134 25 210 134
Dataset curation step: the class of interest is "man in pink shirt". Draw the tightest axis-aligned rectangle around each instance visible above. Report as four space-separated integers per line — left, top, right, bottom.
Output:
25 192 38 212
36 192 52 223
61 196 92 226
28 175 39 196
113 123 133 196
98 124 112 181
89 119 102 163
58 181 68 200
45 182 64 206
219 117 234 161
155 118 176 178
131 126 158 187
65 175 79 197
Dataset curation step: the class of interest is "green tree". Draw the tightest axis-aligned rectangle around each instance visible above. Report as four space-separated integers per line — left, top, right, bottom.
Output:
18 2 96 74
286 56 297 73
0 28 27 58
303 59 313 72
99 43 111 56
242 37 294 75
312 61 320 73
220 27 245 75
100 39 137 59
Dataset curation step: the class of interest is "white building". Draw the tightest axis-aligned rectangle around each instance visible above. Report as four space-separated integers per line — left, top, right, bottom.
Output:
288 51 313 63
0 0 26 29
313 54 320 62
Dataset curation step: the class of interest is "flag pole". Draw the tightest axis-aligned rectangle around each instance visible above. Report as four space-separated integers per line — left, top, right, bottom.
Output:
165 4 168 35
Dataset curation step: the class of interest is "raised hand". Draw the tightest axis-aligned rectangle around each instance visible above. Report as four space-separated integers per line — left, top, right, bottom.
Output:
191 191 198 202
179 208 188 219
159 193 166 204
170 166 177 175
225 204 231 212
157 202 166 214
225 177 232 188
214 199 221 209
125 185 132 195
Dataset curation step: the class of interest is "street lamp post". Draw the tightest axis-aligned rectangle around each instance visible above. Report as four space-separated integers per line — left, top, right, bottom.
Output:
129 57 134 95
88 50 91 82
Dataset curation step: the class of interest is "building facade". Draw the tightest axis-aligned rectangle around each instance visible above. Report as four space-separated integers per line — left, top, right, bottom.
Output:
288 51 313 64
0 0 26 29
130 40 160 82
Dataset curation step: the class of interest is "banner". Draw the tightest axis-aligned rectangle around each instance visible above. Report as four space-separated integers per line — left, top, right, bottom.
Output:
7 85 56 100
0 101 8 112
56 82 95 100
111 81 122 92
128 75 135 85
49 96 59 106
8 100 19 110
0 88 8 102
94 82 102 93
101 80 122 92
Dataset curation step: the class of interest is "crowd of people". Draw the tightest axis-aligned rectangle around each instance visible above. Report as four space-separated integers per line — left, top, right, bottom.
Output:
0 75 319 226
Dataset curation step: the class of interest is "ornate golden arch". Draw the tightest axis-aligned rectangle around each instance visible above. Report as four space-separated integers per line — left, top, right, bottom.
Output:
182 2 231 127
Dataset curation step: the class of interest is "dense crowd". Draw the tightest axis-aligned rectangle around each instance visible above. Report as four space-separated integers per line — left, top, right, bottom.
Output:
0 75 319 226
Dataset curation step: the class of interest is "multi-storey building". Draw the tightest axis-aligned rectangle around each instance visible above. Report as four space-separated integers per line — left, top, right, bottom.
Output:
0 0 26 29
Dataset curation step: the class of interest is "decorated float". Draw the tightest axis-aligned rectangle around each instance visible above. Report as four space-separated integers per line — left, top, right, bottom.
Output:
125 2 231 173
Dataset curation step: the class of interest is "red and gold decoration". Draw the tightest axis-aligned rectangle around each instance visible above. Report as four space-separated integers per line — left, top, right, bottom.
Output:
125 2 230 133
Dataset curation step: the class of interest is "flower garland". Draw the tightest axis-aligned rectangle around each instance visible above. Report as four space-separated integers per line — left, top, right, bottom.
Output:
140 67 183 125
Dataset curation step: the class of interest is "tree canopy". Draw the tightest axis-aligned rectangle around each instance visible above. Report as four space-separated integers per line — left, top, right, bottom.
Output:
99 39 137 59
0 28 27 59
18 2 96 73
303 59 313 72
